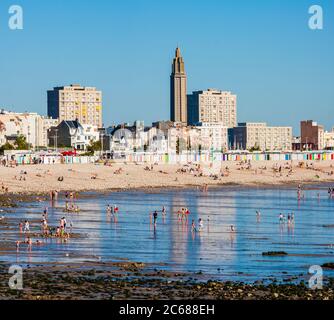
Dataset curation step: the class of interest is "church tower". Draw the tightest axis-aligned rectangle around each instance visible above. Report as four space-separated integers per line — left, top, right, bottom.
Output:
170 47 187 124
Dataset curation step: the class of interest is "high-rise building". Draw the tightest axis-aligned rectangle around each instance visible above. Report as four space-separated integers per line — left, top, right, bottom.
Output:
301 120 324 151
187 89 237 128
48 84 103 128
170 48 187 125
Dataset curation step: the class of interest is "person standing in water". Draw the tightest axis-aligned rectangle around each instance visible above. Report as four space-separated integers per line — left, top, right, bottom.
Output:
279 213 284 224
153 211 158 227
198 219 204 232
191 220 196 232
24 220 30 233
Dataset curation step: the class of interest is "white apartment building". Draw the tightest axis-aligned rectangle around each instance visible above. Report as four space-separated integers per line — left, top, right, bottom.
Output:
196 123 229 152
48 84 103 128
0 110 58 148
188 89 237 128
232 123 292 151
324 129 334 149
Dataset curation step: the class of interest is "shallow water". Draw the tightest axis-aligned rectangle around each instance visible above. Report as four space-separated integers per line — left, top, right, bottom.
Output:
2 186 334 283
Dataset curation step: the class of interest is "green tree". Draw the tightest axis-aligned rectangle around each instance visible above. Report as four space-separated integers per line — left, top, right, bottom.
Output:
249 145 261 152
15 135 31 150
0 142 15 153
0 135 30 153
86 140 102 155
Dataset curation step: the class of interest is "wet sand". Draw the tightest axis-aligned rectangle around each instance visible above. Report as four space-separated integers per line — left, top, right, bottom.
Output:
0 160 333 195
1 262 334 300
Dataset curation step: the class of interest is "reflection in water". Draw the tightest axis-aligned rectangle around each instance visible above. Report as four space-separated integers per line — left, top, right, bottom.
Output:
2 187 334 282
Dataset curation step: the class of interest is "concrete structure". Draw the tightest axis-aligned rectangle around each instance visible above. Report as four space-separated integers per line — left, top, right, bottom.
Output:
37 117 59 148
292 137 302 151
324 129 334 149
48 120 99 151
188 89 237 128
230 123 292 151
48 84 103 128
195 123 229 152
170 48 187 124
0 110 58 148
301 120 324 151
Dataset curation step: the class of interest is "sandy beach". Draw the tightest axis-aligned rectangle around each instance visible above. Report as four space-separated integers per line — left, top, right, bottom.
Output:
0 160 334 195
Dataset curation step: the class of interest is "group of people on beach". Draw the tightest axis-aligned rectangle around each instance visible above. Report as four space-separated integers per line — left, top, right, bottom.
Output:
1 183 9 194
106 204 120 223
64 191 80 212
148 205 217 236
279 212 295 225
16 202 73 252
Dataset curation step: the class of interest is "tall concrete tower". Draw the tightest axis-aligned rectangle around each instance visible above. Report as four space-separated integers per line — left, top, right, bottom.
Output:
170 47 187 124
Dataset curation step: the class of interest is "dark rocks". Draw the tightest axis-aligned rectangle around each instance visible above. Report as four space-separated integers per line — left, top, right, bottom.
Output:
262 251 288 256
322 263 334 269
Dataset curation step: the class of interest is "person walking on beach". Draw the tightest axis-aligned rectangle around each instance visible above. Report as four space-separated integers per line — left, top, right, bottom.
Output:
107 205 112 214
256 211 261 222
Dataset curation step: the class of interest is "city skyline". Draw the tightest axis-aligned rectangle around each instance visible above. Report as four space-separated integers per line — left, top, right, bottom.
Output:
0 0 333 133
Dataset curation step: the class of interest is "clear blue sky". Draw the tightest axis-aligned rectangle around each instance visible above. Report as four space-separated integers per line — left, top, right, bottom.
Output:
0 0 333 133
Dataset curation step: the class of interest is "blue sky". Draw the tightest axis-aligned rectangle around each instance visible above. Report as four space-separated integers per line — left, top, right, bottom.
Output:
0 0 333 133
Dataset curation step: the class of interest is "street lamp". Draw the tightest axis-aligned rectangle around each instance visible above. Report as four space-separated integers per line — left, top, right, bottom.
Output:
100 131 104 159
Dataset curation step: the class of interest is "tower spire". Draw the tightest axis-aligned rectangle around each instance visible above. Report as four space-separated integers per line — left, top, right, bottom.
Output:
170 47 187 125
